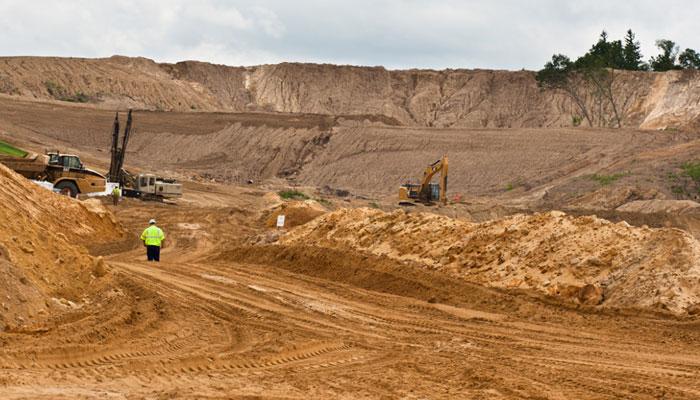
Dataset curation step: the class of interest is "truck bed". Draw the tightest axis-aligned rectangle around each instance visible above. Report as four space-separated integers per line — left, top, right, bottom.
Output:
0 153 48 175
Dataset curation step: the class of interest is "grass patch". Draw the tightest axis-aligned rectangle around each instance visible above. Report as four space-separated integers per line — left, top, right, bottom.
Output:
590 172 629 186
278 190 309 200
571 115 582 127
672 186 686 195
505 183 514 191
369 202 381 209
314 198 332 207
681 161 700 182
0 140 27 157
45 81 90 103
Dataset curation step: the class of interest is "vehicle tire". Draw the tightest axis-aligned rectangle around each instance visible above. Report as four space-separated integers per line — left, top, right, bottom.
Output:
55 181 79 198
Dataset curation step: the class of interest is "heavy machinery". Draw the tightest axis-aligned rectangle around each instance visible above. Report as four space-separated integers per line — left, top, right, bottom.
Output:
0 140 106 197
398 155 448 205
121 172 182 200
108 110 182 200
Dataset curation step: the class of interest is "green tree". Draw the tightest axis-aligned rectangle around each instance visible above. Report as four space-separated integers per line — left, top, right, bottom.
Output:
679 48 700 69
536 54 573 87
575 31 625 69
536 54 593 127
537 31 629 128
650 39 680 71
571 31 624 127
622 29 646 70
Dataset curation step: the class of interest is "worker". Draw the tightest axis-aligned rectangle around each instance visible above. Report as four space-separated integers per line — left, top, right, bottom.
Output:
140 219 165 262
111 185 121 206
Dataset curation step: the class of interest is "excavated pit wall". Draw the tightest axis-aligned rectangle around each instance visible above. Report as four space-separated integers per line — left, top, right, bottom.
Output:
1 56 699 129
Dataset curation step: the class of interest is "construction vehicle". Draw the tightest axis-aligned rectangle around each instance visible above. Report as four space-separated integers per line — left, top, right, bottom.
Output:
0 140 106 197
108 110 182 200
121 171 182 200
398 155 448 205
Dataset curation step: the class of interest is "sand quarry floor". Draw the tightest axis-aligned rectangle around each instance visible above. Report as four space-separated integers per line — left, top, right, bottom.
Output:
1 98 700 399
0 179 698 400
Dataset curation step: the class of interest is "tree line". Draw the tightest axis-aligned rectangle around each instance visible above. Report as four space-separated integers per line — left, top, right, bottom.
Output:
536 30 700 128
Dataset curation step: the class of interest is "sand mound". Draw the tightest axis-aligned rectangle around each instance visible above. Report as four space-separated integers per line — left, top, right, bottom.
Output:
265 200 327 229
280 208 700 314
0 164 123 329
616 199 700 214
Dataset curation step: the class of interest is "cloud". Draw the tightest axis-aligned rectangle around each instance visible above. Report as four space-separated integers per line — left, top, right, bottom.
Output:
0 0 699 70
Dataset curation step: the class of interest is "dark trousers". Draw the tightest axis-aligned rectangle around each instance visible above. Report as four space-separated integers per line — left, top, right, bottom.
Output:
146 245 161 262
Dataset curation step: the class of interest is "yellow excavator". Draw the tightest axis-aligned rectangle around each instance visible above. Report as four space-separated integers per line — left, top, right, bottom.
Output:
398 155 448 205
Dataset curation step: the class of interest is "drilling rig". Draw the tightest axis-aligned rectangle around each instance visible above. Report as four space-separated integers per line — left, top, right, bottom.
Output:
109 110 182 200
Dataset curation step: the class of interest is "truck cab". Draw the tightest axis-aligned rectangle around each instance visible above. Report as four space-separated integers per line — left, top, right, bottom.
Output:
48 153 84 170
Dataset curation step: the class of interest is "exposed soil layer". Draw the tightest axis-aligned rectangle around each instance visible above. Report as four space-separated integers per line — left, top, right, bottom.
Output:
2 96 700 206
2 56 700 129
0 163 122 331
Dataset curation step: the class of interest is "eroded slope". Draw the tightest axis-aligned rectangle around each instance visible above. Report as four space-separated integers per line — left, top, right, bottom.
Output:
0 164 122 329
2 56 700 129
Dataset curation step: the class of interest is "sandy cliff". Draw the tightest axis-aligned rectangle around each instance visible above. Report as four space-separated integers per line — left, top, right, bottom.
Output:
1 56 699 129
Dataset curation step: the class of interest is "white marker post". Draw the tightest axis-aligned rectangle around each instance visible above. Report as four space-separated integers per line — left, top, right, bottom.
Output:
276 215 286 229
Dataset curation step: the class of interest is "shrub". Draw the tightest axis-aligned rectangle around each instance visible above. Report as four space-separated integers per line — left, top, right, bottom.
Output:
571 115 583 127
315 198 331 206
278 190 309 200
671 186 686 195
44 81 90 103
681 162 700 182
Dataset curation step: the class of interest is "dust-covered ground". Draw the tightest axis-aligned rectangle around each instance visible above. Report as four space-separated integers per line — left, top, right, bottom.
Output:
1 96 700 399
0 171 698 399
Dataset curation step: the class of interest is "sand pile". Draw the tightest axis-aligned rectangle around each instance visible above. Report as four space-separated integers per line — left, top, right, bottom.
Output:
0 164 123 329
280 208 700 314
265 200 327 229
616 199 700 214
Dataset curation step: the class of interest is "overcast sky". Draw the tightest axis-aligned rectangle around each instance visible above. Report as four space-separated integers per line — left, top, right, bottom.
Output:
1 0 698 70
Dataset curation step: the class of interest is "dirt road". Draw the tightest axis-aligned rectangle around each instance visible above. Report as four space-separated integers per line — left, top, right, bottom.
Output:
1 186 699 399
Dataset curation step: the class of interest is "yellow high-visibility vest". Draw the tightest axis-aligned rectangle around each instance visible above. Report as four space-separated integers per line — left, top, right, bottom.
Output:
141 225 165 247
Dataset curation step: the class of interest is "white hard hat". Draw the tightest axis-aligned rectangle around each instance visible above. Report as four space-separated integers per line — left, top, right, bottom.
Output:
149 219 156 225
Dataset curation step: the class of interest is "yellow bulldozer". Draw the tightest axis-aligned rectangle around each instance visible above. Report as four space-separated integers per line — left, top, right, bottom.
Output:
398 155 448 205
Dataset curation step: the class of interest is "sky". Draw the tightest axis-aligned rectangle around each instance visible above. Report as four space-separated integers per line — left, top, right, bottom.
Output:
0 0 698 70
